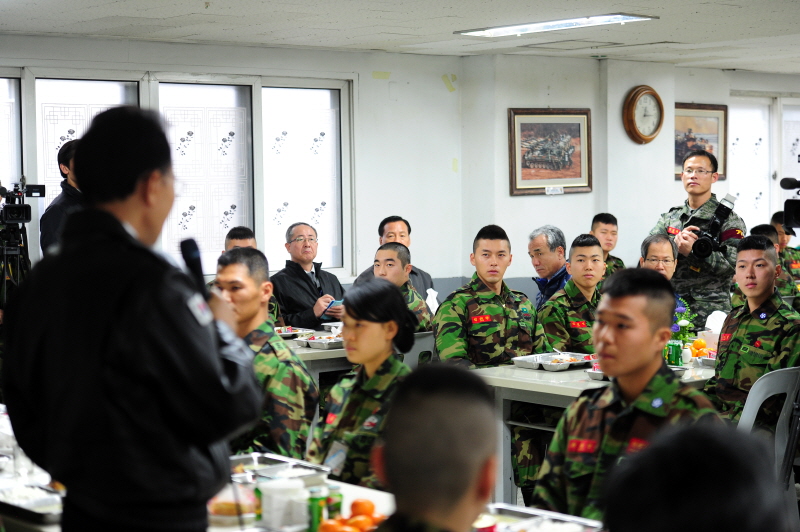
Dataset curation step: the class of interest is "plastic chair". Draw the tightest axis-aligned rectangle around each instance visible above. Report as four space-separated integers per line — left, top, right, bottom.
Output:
400 331 436 370
737 366 800 531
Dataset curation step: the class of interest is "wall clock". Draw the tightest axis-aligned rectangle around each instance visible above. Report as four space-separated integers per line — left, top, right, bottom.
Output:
623 85 664 144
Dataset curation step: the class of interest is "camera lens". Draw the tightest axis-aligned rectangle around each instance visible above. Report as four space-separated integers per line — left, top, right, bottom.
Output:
693 236 713 259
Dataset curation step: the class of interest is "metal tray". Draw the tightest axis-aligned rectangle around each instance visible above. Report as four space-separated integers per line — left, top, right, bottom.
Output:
307 339 344 349
274 327 315 338
323 322 343 331
293 338 309 347
487 503 602 531
512 353 595 371
229 453 330 488
0 486 62 525
698 355 716 367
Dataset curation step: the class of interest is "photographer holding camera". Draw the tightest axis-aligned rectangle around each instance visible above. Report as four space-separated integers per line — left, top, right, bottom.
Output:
650 149 746 326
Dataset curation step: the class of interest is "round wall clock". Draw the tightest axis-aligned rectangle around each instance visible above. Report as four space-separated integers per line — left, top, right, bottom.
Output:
623 85 664 144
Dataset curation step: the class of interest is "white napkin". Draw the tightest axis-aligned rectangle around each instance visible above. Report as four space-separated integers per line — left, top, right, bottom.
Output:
705 311 728 334
426 288 440 315
330 326 342 337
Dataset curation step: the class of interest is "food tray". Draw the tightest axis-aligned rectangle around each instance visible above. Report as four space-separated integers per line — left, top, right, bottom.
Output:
229 453 330 488
585 369 609 381
512 353 595 371
274 327 315 338
293 338 309 347
0 486 62 525
698 356 716 368
669 365 687 377
487 503 602 531
307 339 344 349
323 322 343 331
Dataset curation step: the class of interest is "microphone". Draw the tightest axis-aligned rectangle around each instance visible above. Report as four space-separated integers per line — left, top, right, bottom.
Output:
180 238 209 299
780 178 800 190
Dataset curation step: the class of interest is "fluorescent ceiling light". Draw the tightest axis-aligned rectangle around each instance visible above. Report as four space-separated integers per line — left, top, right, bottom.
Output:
455 13 657 38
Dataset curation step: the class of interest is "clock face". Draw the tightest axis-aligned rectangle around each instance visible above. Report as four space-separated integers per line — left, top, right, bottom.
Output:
635 94 661 136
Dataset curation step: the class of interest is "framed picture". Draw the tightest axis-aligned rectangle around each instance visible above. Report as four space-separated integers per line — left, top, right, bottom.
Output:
508 108 592 196
674 103 727 180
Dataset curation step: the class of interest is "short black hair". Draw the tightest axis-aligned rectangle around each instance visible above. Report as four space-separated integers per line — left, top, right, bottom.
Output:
472 224 510 253
344 278 418 353
750 224 779 246
73 107 171 206
771 211 785 226
217 247 270 283
591 213 618 229
569 234 602 260
379 216 411 237
57 139 79 179
682 149 718 173
603 425 790 532
225 226 255 242
377 242 411 267
601 268 675 330
737 235 778 265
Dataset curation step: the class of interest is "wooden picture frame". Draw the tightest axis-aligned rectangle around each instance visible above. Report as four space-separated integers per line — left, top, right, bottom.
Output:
508 108 592 196
675 103 728 180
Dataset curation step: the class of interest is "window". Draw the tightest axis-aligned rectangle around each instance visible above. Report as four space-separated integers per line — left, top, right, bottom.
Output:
159 83 254 274
0 78 21 190
727 98 772 229
261 87 343 270
35 79 138 209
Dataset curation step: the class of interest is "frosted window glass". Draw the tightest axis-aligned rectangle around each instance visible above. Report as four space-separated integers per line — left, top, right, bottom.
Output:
35 79 138 208
0 79 21 189
159 83 254 274
728 102 770 229
262 87 342 270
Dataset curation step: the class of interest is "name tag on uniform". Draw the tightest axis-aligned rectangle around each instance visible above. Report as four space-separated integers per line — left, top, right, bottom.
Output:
567 438 597 453
667 226 680 235
720 333 731 342
690 265 701 272
791 262 800 269
627 438 649 453
471 315 492 324
569 321 588 328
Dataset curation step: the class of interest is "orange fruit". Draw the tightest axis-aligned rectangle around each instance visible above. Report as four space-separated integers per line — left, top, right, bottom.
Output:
346 515 373 532
320 520 343 532
337 516 350 526
698 348 709 357
340 526 360 532
372 513 387 525
692 338 707 350
351 499 376 517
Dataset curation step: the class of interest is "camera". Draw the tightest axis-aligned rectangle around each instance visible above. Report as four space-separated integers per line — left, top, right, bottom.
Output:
691 194 737 260
0 179 45 307
0 184 32 224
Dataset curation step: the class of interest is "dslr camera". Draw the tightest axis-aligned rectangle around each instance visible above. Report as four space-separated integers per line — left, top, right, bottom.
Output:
691 194 737 260
0 183 33 224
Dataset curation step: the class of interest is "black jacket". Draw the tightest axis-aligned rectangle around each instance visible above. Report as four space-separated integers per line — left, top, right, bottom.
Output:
4 209 262 528
272 260 345 329
353 264 438 304
39 179 83 256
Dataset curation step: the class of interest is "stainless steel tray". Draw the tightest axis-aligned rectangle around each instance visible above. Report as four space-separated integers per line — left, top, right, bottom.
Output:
0 486 62 525
513 353 595 371
323 322 343 331
274 327 315 338
487 503 602 531
229 452 330 488
307 339 344 349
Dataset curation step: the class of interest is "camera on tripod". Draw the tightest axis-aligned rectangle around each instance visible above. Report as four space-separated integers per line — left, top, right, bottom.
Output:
0 183 33 224
0 179 45 307
690 194 737 260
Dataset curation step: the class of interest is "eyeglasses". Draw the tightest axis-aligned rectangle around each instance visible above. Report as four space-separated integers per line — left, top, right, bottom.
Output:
288 237 318 244
682 168 714 177
645 258 675 265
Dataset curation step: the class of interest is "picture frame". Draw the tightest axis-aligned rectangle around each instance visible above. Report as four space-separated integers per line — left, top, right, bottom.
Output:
674 103 728 180
508 108 592 196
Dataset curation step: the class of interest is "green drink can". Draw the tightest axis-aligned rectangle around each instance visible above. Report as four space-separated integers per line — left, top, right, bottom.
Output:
326 484 343 518
308 486 327 532
666 340 683 366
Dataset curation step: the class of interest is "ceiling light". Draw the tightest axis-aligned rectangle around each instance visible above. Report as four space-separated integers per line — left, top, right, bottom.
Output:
455 13 657 38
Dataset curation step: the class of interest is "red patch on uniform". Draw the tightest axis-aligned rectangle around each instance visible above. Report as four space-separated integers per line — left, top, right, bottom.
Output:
667 226 680 235
570 321 588 328
720 333 731 342
627 438 649 453
325 413 337 425
567 439 597 453
471 315 492 324
690 265 701 272
721 228 744 241
754 340 762 348
792 262 800 269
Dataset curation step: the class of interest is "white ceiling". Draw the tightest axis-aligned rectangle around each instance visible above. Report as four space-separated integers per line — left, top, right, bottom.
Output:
2 0 800 74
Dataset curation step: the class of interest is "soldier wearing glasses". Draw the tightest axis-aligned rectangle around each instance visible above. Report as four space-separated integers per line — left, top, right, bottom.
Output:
649 149 746 326
272 222 345 329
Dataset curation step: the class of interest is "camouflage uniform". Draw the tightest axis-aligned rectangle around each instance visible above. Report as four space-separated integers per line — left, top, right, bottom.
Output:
208 278 286 327
401 281 433 332
649 193 746 326
704 289 800 425
604 255 625 278
532 362 719 520
535 279 599 354
434 273 551 492
306 355 410 488
781 248 800 281
230 320 319 458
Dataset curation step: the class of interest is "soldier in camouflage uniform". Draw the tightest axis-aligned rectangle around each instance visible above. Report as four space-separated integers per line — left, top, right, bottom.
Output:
650 150 745 326
704 236 800 426
215 248 319 458
536 235 604 354
434 225 549 504
532 268 719 520
372 242 432 332
306 278 415 488
771 212 800 281
589 213 625 279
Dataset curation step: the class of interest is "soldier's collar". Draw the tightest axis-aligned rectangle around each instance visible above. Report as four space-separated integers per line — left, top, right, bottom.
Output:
596 363 675 417
356 355 405 397
470 273 510 299
744 290 781 321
